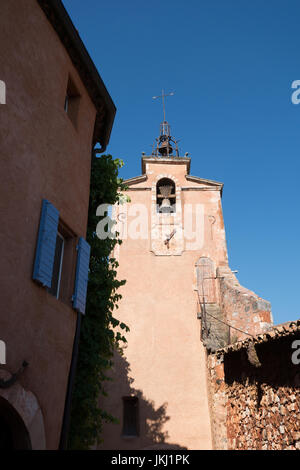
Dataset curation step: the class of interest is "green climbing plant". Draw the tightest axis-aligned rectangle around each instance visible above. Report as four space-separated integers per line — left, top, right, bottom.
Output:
68 154 129 450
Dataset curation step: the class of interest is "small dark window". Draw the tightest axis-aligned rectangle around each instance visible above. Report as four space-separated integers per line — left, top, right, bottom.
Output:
64 77 81 128
47 222 78 304
122 397 139 437
156 178 176 213
48 233 64 298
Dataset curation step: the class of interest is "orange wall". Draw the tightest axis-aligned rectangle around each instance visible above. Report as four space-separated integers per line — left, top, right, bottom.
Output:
100 155 272 449
0 0 97 449
99 159 226 449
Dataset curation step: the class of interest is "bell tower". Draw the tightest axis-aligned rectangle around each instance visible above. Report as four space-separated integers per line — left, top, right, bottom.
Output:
100 119 273 450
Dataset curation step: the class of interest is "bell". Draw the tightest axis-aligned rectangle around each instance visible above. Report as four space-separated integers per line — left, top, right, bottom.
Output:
160 198 172 213
159 139 173 156
158 185 174 213
159 185 172 197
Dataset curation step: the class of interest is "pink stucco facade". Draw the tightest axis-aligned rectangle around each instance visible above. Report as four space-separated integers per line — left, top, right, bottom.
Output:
100 153 273 450
0 0 115 449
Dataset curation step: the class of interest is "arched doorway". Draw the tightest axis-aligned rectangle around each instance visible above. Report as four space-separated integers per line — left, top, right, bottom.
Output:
0 397 31 449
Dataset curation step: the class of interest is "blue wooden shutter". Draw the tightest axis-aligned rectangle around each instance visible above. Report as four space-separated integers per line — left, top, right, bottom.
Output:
73 237 91 315
33 199 59 288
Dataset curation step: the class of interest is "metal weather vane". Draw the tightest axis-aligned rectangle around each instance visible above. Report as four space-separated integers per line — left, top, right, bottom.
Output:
152 89 175 122
152 89 179 157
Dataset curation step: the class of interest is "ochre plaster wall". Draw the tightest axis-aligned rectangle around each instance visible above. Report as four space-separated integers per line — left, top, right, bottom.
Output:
0 0 97 448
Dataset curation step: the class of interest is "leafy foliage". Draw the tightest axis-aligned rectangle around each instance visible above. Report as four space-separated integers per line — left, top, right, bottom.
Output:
68 154 129 450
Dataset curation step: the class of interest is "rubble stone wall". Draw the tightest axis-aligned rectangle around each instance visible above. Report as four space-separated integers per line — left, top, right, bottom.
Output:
207 354 228 450
217 266 273 341
208 324 300 450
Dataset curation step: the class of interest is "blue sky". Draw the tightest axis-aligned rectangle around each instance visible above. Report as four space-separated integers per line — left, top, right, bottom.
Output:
63 0 300 325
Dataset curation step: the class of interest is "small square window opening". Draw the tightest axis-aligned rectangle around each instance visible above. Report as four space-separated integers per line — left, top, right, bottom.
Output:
122 397 139 437
64 77 81 128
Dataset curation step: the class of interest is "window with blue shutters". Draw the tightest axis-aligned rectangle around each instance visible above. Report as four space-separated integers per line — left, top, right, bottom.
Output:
33 200 59 288
33 200 90 313
72 237 91 315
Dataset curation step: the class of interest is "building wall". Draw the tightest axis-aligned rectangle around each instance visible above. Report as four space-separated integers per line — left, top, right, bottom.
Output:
100 158 229 450
208 323 300 450
0 0 97 449
217 266 273 341
100 155 274 449
206 354 228 449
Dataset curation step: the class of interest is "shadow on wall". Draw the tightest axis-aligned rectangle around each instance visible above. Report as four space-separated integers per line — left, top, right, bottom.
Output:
101 350 187 450
224 335 300 388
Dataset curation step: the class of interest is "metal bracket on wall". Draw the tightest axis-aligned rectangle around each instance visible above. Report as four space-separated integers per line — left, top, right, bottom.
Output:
0 361 29 389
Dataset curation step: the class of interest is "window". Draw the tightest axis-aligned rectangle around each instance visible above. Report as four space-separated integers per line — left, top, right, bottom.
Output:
122 397 139 437
47 222 77 303
64 77 81 128
47 232 64 298
156 178 176 213
33 200 91 314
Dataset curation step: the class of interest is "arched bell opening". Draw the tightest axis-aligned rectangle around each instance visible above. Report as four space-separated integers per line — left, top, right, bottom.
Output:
156 178 176 214
0 396 32 449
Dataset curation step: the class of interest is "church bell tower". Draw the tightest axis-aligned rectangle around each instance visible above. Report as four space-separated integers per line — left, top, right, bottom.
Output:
99 114 273 450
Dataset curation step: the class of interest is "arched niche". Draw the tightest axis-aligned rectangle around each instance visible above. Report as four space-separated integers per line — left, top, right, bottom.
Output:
156 178 176 214
0 396 31 449
0 370 46 449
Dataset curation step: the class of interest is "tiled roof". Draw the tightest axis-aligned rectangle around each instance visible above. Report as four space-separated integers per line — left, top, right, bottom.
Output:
215 319 300 358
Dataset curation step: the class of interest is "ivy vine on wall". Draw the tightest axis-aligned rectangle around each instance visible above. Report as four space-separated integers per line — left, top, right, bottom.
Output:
68 154 129 450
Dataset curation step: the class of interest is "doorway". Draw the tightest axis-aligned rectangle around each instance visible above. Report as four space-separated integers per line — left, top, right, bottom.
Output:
0 397 31 449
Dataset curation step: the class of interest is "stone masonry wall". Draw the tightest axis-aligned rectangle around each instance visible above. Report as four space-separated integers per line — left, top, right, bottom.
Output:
207 354 228 450
226 380 299 450
208 321 300 450
217 266 273 341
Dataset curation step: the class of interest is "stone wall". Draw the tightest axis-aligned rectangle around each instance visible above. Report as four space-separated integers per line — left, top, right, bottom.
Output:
200 303 230 352
217 266 273 341
201 266 273 353
207 354 228 450
208 321 300 450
